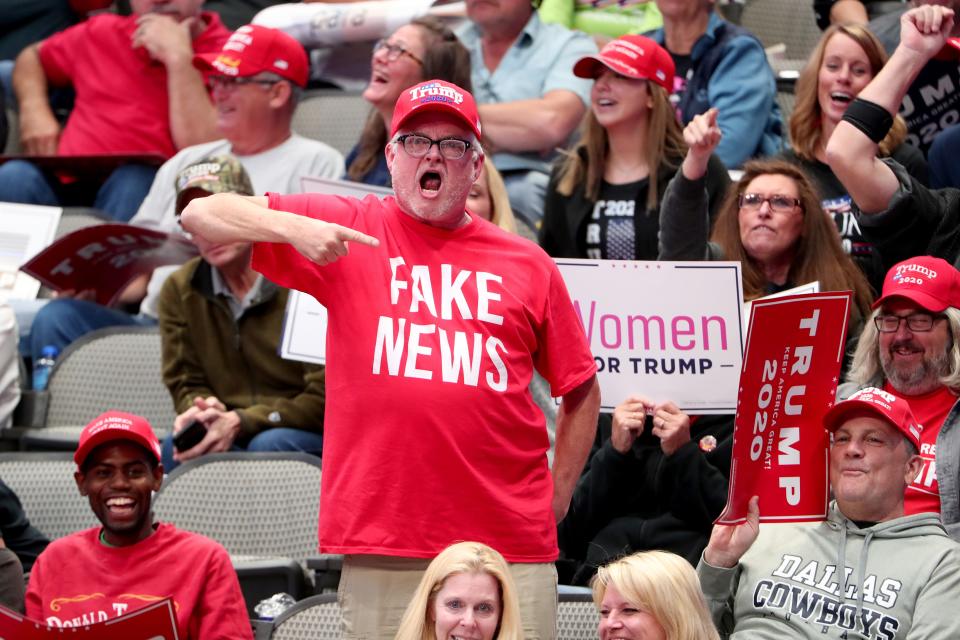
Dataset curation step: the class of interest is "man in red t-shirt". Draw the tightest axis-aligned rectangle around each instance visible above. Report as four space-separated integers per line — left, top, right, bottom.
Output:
0 0 230 220
844 255 960 541
24 410 251 638
181 79 601 640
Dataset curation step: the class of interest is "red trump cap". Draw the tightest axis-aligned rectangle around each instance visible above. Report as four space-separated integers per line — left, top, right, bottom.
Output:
75 411 162 467
194 24 308 87
823 387 922 451
390 79 482 140
573 34 675 92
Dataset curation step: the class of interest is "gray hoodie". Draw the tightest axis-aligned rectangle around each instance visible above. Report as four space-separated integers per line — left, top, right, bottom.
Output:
698 502 960 639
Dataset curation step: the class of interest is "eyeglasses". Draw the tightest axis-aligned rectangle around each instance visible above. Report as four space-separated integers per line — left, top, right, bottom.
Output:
373 39 423 66
396 134 472 160
207 75 279 91
874 313 944 333
738 193 802 213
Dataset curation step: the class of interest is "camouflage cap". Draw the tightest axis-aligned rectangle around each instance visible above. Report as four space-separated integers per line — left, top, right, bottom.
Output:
174 154 255 215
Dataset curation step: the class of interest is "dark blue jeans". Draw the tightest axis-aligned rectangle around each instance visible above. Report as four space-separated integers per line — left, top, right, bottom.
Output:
160 428 324 472
0 159 156 221
28 298 156 362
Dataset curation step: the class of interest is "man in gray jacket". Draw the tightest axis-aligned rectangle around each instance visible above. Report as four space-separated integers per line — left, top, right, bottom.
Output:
699 388 960 639
843 256 960 541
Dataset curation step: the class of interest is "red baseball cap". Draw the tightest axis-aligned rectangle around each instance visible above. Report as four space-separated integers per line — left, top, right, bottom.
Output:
75 411 162 468
572 35 675 92
872 256 960 312
948 37 960 53
823 387 922 451
390 79 482 140
193 25 308 87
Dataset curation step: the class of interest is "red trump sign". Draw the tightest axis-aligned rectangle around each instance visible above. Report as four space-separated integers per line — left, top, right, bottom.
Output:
718 292 851 524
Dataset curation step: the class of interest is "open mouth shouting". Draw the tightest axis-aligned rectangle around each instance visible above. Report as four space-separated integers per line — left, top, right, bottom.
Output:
418 168 444 198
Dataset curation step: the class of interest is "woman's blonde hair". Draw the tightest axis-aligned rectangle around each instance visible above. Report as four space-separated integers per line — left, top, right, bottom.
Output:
592 551 719 640
709 159 874 318
394 542 524 640
483 157 518 234
554 82 686 211
789 23 907 161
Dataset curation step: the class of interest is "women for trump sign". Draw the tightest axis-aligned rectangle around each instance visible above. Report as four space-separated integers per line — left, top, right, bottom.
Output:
556 259 745 414
718 292 852 524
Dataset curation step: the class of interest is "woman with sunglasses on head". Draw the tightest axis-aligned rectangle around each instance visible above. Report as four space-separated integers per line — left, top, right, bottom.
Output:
345 16 471 187
540 34 728 262
780 23 926 293
660 108 873 326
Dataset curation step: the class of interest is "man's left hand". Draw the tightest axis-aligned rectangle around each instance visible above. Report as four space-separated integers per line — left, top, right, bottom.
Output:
132 13 196 66
174 409 241 462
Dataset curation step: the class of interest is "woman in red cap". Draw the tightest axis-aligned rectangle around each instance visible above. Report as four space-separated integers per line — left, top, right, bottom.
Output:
540 34 729 262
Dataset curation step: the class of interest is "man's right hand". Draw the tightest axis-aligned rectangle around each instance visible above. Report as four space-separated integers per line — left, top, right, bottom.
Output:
290 218 380 266
19 105 60 156
681 107 722 181
703 495 760 568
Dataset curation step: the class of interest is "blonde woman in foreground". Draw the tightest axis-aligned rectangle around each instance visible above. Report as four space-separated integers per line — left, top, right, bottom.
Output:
593 551 719 640
395 541 524 640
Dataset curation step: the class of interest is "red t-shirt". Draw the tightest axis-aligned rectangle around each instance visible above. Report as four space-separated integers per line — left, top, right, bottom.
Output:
252 195 597 562
25 524 251 639
885 382 956 516
38 12 229 158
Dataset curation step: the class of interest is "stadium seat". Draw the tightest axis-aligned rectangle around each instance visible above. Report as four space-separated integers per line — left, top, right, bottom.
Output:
3 107 18 155
741 0 821 72
0 452 98 540
291 90 370 157
265 593 340 640
54 207 112 239
18 326 175 451
152 452 323 615
558 591 599 640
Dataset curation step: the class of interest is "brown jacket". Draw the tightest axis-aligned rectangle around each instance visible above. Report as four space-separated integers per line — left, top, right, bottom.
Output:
158 258 324 441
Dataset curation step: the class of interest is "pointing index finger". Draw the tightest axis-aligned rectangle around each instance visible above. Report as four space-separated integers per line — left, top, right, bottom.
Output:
335 225 380 248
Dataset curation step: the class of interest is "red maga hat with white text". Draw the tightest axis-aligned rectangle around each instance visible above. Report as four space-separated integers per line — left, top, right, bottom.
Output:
194 24 308 87
74 411 162 467
823 387 922 451
572 34 674 92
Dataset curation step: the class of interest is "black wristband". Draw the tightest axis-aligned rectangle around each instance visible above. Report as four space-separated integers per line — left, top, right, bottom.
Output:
842 98 894 144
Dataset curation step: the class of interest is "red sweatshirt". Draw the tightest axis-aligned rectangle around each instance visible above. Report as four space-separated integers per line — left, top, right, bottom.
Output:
25 523 252 639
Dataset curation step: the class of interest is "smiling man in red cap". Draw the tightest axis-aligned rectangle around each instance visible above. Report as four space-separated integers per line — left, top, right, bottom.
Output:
843 255 960 541
24 410 251 639
181 79 600 640
697 388 960 639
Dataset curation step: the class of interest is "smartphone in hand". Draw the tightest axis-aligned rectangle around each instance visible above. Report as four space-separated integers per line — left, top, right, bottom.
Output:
173 420 207 452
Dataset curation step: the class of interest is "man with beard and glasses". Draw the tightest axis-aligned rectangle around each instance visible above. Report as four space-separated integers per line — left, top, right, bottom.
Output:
180 78 600 640
842 255 960 540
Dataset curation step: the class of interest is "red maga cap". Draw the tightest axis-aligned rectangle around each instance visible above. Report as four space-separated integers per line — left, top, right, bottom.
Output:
872 256 960 312
390 79 482 140
74 411 162 467
572 34 675 92
193 24 308 87
823 387 922 451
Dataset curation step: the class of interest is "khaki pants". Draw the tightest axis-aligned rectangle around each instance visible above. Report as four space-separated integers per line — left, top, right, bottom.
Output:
338 554 557 640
